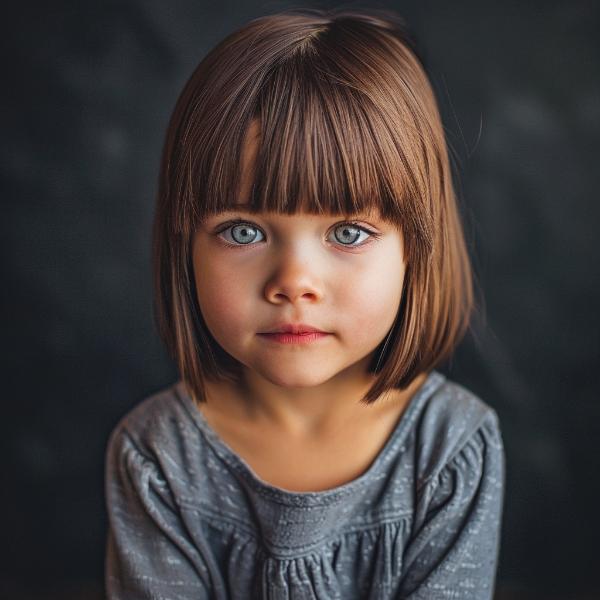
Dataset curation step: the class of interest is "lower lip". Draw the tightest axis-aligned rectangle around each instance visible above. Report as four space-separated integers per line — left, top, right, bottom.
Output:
257 332 330 344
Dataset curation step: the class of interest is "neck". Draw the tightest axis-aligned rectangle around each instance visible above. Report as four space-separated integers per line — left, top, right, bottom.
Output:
204 356 426 440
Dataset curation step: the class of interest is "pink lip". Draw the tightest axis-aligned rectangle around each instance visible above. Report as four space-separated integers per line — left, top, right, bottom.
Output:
257 332 330 344
260 323 328 335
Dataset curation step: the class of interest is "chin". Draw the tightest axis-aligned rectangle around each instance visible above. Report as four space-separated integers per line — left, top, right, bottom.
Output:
252 363 338 388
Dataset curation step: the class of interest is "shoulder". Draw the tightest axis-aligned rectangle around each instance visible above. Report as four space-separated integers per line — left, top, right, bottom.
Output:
412 373 504 492
104 381 208 494
107 381 189 453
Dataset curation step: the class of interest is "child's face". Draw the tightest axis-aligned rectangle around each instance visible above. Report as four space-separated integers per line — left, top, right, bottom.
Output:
191 129 406 390
192 209 406 388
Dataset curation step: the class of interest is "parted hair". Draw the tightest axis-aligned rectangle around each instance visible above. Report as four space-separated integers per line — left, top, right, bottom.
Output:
152 7 478 406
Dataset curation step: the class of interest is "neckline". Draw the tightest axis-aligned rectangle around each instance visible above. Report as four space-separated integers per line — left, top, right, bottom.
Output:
174 370 446 506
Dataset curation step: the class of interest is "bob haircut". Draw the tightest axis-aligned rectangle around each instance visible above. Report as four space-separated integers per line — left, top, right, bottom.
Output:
152 7 478 406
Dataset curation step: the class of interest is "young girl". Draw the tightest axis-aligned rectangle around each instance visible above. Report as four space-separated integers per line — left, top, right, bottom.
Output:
104 8 505 599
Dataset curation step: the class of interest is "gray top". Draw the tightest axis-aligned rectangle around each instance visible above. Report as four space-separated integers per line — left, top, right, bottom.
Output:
104 370 505 599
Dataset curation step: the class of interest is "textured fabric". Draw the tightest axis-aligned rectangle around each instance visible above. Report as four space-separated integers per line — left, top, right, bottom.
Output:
104 370 505 599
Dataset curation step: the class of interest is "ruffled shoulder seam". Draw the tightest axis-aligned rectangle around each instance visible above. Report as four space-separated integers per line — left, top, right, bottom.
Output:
416 406 501 494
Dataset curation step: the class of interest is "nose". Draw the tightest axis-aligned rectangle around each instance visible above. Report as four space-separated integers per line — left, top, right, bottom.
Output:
263 251 324 305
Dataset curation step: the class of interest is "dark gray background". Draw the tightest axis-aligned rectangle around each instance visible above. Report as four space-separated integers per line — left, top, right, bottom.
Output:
2 1 599 598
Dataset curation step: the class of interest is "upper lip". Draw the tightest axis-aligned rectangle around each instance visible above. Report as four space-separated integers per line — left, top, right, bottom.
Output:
260 323 329 334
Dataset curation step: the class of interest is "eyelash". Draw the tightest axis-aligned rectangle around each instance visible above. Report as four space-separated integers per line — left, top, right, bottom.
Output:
213 218 382 250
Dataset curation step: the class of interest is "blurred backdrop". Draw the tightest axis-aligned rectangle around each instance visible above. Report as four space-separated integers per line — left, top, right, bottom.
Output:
2 0 599 598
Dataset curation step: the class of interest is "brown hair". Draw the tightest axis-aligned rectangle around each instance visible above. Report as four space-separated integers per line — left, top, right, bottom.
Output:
152 7 478 406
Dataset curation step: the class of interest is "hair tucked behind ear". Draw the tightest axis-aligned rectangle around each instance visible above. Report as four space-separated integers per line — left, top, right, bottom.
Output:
152 7 479 406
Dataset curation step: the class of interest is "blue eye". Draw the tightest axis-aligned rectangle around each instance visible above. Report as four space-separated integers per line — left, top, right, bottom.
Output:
332 223 368 245
214 219 379 248
224 223 265 245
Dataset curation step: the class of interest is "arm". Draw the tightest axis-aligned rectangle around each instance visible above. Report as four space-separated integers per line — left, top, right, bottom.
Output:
104 426 214 599
397 412 505 599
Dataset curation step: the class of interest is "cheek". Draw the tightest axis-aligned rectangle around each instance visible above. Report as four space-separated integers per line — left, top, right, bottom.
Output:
193 254 253 338
335 254 405 337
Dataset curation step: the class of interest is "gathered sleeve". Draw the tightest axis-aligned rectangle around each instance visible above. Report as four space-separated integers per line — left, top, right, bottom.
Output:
397 411 505 599
104 426 214 599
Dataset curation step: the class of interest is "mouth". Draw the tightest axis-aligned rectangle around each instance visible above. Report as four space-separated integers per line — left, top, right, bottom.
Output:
256 331 331 345
259 323 329 335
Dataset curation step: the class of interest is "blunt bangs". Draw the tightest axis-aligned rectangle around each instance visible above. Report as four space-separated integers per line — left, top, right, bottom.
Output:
202 62 407 224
